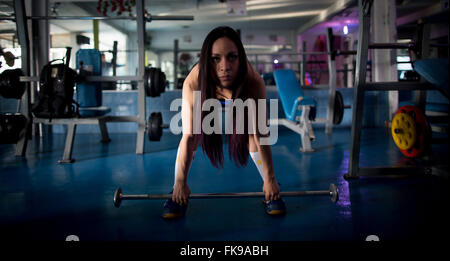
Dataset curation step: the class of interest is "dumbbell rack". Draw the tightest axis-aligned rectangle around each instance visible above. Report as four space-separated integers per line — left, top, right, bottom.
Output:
344 0 436 179
12 0 148 163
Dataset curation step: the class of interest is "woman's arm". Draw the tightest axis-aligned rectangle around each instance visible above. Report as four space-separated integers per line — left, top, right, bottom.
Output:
172 65 200 205
248 65 281 201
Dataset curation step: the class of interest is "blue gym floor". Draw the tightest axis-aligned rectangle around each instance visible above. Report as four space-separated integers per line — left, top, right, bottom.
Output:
0 127 449 241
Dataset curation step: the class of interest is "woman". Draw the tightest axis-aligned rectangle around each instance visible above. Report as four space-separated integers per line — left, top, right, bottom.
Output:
163 26 285 219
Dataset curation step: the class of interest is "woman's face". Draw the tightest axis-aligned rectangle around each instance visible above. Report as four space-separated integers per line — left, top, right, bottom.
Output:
211 37 240 88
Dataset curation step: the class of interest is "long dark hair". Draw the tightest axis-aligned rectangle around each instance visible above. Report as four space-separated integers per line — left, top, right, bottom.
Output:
198 26 249 169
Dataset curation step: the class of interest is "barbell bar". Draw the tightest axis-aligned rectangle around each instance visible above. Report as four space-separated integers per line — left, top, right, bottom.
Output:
28 15 194 21
113 183 339 208
0 15 193 21
249 50 357 56
19 68 166 97
19 75 140 82
237 42 417 58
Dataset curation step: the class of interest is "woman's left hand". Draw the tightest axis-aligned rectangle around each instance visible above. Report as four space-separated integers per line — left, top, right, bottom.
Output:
263 177 281 201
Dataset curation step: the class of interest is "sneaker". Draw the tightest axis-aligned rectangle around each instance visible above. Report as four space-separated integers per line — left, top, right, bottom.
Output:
263 199 286 216
161 198 188 219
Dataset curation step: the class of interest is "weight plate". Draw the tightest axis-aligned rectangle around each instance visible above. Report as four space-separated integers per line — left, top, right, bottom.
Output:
153 68 161 97
148 112 163 141
395 105 430 158
113 187 122 208
333 91 344 125
330 183 339 203
0 69 25 99
144 68 151 96
0 113 27 144
145 67 158 97
391 112 416 150
158 70 166 94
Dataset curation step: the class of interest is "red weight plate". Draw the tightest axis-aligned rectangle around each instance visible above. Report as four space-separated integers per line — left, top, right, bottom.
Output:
396 105 430 158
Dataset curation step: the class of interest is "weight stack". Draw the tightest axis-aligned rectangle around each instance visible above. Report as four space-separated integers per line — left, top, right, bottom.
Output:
76 49 102 115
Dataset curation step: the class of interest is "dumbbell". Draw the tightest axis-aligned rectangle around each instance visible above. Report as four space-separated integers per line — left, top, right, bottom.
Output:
148 112 169 141
113 184 339 208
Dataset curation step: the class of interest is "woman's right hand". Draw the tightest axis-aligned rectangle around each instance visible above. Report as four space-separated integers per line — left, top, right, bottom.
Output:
172 181 191 205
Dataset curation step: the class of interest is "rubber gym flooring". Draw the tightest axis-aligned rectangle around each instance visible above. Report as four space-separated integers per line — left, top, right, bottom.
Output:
0 127 449 241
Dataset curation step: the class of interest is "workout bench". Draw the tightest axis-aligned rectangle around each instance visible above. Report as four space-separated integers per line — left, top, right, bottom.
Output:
33 107 114 163
271 69 317 152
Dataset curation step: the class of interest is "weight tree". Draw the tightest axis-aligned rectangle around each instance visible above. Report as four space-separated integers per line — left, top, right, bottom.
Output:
344 0 435 179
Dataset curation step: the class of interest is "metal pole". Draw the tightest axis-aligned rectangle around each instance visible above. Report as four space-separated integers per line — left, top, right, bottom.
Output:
368 43 413 49
31 0 50 138
93 19 99 50
346 0 372 179
372 0 398 121
174 39 179 90
249 51 328 56
136 0 146 155
325 27 336 135
13 0 30 157
20 75 142 82
300 41 306 86
0 15 194 21
31 0 49 85
58 123 76 164
112 40 118 76
414 22 430 112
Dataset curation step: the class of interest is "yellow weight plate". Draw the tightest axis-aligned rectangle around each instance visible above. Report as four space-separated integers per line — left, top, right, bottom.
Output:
391 112 417 150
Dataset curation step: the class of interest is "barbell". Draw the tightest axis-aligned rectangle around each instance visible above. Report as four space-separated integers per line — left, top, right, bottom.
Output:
308 91 349 125
82 67 166 97
113 183 339 208
7 67 166 98
147 96 349 141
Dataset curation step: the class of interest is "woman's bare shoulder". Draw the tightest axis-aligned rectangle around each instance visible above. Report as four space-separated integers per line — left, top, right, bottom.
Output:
184 64 200 92
247 63 266 99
